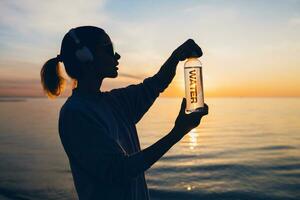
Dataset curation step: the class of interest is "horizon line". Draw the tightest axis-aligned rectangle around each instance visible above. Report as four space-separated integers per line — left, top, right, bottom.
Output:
1 95 300 99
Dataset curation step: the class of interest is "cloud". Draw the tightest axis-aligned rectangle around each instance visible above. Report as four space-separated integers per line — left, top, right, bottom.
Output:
0 0 107 34
0 0 161 77
0 0 109 63
288 16 300 26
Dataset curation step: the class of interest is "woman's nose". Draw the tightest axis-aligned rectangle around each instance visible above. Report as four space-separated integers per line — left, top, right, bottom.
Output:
114 52 121 60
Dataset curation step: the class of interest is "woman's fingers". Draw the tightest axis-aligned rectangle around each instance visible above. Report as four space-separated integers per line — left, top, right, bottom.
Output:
173 39 203 61
175 101 208 133
202 103 209 115
180 98 187 114
200 104 209 116
185 39 203 57
187 103 209 117
204 103 209 114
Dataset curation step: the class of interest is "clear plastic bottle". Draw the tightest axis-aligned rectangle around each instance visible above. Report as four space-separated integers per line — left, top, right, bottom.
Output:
184 56 204 113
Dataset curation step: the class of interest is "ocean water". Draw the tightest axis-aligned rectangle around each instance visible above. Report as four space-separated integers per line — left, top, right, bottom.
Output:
0 97 299 200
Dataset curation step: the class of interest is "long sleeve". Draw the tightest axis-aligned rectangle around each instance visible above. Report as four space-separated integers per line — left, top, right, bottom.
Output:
59 106 148 185
109 56 179 124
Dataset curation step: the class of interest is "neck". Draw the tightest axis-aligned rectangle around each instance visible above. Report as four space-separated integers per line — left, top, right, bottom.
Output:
76 77 103 95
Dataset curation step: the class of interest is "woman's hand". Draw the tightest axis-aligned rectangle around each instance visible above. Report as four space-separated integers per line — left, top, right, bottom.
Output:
174 98 209 137
171 39 203 62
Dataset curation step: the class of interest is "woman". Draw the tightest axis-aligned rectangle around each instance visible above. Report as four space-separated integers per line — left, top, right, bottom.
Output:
41 26 208 200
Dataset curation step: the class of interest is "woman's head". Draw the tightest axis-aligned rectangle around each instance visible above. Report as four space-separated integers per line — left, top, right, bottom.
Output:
40 26 120 98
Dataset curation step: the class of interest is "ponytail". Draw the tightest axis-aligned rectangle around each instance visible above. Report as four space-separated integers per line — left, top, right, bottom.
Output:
40 57 66 98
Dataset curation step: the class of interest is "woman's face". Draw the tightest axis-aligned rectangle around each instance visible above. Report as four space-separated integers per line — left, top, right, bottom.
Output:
91 38 121 79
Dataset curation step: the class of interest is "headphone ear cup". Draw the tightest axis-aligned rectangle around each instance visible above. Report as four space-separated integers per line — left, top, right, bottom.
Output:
75 46 94 63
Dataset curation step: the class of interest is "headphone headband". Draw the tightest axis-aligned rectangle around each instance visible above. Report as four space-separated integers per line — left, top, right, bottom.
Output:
68 29 80 44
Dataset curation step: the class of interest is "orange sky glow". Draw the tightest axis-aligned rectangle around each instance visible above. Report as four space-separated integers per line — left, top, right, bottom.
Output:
0 1 299 97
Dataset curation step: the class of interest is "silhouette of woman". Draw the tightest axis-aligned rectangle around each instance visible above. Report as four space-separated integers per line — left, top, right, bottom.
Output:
40 26 208 200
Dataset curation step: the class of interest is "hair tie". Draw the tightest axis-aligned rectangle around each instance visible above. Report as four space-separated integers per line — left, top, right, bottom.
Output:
56 54 63 62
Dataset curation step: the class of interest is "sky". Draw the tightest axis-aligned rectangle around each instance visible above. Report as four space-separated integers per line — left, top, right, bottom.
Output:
0 0 300 97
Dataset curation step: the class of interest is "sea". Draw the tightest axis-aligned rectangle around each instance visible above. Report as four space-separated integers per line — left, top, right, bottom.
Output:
0 97 299 200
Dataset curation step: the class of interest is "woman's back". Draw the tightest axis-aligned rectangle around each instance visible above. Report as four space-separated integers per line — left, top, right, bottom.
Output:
58 87 152 200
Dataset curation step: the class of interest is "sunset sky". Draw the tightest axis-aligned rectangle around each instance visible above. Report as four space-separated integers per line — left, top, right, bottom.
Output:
0 0 299 97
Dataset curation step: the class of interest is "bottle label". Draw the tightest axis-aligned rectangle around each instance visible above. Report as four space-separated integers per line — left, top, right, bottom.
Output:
189 69 198 103
184 66 204 112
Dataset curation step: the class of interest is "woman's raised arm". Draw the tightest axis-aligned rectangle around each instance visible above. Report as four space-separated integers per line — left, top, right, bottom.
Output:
109 39 203 124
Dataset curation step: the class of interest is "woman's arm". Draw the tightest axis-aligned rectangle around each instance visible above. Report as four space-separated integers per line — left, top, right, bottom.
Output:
124 126 183 178
60 99 208 185
152 39 203 94
123 98 208 178
109 39 203 124
147 53 178 94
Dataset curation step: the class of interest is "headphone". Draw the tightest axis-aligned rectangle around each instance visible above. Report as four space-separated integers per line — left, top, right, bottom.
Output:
68 28 94 63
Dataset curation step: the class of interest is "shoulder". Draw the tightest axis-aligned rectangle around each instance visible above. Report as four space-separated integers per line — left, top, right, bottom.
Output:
58 98 97 137
59 97 88 124
60 98 79 114
59 96 110 127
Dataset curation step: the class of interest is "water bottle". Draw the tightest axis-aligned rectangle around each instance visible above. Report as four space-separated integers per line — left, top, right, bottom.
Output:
184 54 204 113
